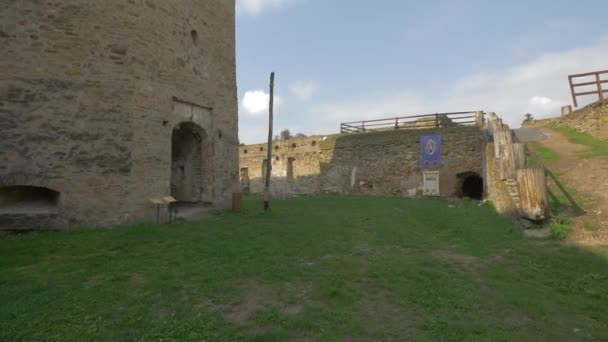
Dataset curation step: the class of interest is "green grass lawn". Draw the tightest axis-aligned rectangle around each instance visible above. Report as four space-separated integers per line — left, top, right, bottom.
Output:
2 196 608 341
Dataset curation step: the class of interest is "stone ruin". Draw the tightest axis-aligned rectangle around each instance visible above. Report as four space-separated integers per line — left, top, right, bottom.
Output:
0 1 239 230
239 113 486 200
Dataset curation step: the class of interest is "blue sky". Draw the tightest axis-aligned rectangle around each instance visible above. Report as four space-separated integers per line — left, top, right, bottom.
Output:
235 0 608 144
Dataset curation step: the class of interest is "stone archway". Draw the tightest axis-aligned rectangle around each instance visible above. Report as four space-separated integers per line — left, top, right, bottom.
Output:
457 172 484 200
171 122 207 203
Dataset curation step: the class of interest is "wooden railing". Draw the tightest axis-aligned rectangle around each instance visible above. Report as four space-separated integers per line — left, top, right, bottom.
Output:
487 113 550 221
340 111 481 134
568 69 608 107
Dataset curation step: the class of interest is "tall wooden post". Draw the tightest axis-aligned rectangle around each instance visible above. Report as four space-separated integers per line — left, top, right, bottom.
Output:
264 72 275 210
512 143 526 170
517 168 550 221
569 75 578 107
475 111 484 128
597 73 605 101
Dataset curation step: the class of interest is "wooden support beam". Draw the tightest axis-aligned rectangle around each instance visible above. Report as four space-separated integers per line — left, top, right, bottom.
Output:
517 168 550 221
264 72 275 210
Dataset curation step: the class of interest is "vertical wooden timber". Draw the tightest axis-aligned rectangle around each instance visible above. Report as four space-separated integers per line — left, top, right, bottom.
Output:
475 111 484 128
517 168 550 221
569 75 578 107
512 143 526 170
264 72 275 210
597 73 605 101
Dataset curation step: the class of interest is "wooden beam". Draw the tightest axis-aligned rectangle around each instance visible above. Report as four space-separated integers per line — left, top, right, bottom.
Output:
264 72 275 210
568 69 608 78
598 74 605 101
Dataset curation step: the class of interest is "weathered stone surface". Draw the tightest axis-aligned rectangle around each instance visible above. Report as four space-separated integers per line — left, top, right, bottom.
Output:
239 127 485 198
0 1 238 229
525 99 608 140
485 144 516 216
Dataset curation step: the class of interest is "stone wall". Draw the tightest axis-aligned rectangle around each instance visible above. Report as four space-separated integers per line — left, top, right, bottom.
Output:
239 127 486 198
484 143 516 215
0 1 238 229
524 99 608 140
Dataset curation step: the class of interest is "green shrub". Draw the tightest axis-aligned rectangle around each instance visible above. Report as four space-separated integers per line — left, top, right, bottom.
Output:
549 213 573 240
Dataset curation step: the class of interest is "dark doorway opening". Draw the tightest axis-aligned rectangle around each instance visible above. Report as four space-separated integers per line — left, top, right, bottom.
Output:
240 167 250 193
171 122 207 203
0 186 60 214
458 172 484 200
287 158 295 180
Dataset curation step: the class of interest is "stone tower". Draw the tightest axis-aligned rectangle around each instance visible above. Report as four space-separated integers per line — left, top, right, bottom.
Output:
0 1 239 229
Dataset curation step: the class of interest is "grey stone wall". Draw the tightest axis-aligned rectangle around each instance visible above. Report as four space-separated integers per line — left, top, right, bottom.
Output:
524 99 608 140
0 1 238 229
484 144 516 215
239 127 486 198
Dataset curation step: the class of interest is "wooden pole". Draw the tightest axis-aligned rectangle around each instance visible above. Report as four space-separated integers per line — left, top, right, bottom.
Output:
517 168 550 221
597 73 605 101
475 111 484 128
569 75 578 107
264 72 275 210
512 143 526 170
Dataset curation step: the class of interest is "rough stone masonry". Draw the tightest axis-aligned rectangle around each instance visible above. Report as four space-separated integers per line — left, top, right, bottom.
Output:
239 126 486 198
0 1 239 229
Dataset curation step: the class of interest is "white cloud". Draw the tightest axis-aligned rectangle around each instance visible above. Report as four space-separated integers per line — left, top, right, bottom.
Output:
314 35 608 129
314 91 427 123
529 96 552 106
527 96 563 118
289 81 318 100
242 90 269 115
239 35 608 143
236 0 299 16
241 90 282 116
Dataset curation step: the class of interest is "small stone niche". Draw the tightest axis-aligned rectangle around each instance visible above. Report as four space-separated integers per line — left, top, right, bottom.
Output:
0 186 60 214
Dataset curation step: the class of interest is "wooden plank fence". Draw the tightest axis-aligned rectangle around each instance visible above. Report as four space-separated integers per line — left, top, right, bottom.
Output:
568 69 608 107
340 111 482 133
486 114 550 221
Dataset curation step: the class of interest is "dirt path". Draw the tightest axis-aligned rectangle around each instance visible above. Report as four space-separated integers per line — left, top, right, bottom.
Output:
535 128 608 245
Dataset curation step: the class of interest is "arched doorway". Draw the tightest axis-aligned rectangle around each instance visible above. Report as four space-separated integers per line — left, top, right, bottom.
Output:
171 122 207 203
457 172 484 200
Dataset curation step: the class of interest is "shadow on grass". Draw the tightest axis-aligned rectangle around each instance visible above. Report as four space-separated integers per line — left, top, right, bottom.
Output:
526 145 585 217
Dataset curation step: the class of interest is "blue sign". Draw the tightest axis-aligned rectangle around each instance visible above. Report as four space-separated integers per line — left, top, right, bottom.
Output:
421 134 442 168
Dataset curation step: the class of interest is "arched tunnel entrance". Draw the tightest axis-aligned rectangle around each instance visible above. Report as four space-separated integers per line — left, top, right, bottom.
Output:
457 172 484 200
171 122 207 203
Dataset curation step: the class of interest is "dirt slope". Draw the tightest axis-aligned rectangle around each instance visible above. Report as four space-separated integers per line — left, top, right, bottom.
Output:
533 128 608 245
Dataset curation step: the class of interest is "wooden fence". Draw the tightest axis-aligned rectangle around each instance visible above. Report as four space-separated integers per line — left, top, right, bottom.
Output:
340 111 483 134
568 70 608 107
486 113 550 221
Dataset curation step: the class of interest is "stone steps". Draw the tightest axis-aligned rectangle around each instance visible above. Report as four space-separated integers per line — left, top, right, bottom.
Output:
172 202 214 221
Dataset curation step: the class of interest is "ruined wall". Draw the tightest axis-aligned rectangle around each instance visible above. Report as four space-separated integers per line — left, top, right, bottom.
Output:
240 137 323 196
485 143 516 215
524 99 608 140
0 1 238 229
239 127 485 198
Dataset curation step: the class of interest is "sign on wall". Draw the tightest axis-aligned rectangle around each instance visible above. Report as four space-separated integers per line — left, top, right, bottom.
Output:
423 171 440 196
421 134 442 168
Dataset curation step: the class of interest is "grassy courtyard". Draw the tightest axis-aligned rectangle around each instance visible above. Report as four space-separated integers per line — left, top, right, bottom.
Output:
1 196 608 341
